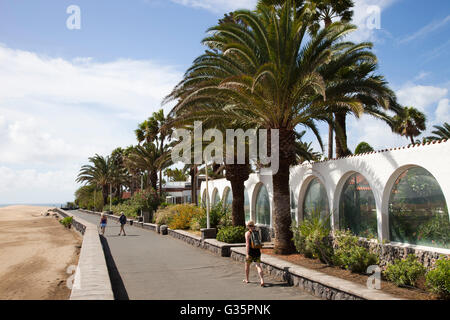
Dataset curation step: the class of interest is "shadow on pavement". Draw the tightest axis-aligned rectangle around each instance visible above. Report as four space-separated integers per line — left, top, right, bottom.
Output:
100 235 129 300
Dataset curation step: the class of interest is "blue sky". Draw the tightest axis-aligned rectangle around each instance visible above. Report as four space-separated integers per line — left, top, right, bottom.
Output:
0 0 449 204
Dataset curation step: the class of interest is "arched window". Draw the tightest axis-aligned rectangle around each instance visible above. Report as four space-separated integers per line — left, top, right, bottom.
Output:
255 184 271 226
339 173 377 238
223 187 233 209
212 188 220 206
201 190 208 208
244 188 250 222
303 178 329 222
290 190 297 222
389 166 449 249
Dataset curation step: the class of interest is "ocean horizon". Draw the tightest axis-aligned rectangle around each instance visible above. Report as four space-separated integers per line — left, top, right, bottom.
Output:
0 203 64 208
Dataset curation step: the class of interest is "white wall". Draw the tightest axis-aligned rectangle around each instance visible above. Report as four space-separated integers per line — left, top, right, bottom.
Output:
201 140 450 244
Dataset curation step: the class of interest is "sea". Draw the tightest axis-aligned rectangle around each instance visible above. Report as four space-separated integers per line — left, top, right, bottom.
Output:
0 203 64 208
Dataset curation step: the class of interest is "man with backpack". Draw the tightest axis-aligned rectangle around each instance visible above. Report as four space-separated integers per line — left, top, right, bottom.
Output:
119 212 127 236
243 221 265 287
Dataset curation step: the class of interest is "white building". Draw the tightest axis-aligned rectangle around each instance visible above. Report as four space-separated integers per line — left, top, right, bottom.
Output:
201 140 450 254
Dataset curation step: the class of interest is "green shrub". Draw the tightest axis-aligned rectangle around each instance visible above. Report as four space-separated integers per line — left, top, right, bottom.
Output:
110 201 140 218
333 229 379 273
59 216 73 228
384 254 426 287
291 210 333 265
190 201 231 230
216 226 246 244
426 256 450 299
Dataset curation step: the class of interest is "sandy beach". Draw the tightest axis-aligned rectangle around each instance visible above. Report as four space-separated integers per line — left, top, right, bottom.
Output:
0 206 82 300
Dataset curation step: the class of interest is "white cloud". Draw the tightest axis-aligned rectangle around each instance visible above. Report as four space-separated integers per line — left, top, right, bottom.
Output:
169 0 396 44
0 44 182 203
396 85 448 111
399 14 450 44
435 99 450 124
171 0 256 13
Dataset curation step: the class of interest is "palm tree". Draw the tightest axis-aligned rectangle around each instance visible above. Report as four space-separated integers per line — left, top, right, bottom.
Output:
261 0 355 159
427 122 450 140
125 143 171 191
76 154 113 205
392 106 427 144
165 168 188 182
136 110 173 195
166 3 359 253
319 46 397 157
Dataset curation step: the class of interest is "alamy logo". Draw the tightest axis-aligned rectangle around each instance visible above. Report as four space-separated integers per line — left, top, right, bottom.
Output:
171 122 280 175
66 5 81 30
66 264 81 290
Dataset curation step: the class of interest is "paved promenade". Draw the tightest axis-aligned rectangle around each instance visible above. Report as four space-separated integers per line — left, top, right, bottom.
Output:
70 210 317 300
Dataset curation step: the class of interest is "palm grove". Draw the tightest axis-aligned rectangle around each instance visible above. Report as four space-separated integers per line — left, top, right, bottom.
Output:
75 0 448 254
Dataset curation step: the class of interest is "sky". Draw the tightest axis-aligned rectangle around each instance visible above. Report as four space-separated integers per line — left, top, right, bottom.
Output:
0 0 449 204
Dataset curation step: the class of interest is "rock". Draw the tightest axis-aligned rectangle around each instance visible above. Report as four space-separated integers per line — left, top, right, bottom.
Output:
160 225 168 235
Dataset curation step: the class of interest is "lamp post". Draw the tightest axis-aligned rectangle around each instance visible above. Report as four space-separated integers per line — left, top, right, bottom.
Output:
109 183 112 212
205 162 210 229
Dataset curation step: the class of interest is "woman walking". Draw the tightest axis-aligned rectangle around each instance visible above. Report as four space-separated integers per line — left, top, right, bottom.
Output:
243 221 265 287
99 213 108 235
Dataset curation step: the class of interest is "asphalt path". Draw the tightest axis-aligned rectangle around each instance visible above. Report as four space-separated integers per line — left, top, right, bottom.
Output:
70 210 317 300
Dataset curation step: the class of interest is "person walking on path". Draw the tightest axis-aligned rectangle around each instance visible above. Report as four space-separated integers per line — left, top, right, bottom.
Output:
243 221 265 287
99 213 108 235
119 212 127 236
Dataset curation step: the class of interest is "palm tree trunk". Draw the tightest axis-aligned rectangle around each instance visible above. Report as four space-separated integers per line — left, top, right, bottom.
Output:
272 129 296 254
335 111 351 157
190 166 196 204
102 185 108 206
328 123 334 159
150 171 158 190
225 164 250 227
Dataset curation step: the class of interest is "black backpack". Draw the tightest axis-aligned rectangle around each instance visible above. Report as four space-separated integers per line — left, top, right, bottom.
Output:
119 215 127 225
250 230 262 249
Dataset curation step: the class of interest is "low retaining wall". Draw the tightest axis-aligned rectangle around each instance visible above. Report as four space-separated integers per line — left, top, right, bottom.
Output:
55 209 114 300
230 247 401 300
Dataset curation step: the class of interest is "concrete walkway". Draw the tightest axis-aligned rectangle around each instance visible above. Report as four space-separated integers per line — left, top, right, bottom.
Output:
70 210 317 300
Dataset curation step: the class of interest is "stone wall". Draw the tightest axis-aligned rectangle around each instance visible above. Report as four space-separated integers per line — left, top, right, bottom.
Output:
55 209 114 300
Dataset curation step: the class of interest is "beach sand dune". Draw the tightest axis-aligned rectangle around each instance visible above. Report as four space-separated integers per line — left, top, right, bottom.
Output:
0 206 82 300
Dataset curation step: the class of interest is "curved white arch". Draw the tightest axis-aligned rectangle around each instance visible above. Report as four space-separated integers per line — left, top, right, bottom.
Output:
211 188 220 205
298 175 330 223
382 164 450 242
251 182 272 226
333 170 378 236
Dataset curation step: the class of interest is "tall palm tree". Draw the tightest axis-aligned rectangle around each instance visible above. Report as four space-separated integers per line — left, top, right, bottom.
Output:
392 106 427 144
166 3 359 253
125 143 172 191
76 154 113 205
427 122 450 140
261 0 355 159
136 110 173 196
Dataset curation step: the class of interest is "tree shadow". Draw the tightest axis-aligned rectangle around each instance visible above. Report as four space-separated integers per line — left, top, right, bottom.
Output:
100 235 129 300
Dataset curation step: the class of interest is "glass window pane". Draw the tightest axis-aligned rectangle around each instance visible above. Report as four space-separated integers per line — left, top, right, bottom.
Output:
256 185 271 226
290 190 297 222
244 189 250 222
339 173 377 238
303 178 329 222
213 189 220 205
224 188 233 208
389 167 449 249
202 190 207 208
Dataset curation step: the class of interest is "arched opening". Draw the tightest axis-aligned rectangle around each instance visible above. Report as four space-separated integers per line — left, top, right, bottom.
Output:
201 190 208 208
303 178 330 223
389 166 449 249
244 188 250 222
339 173 377 238
212 188 220 206
290 190 297 222
255 184 270 226
223 187 232 210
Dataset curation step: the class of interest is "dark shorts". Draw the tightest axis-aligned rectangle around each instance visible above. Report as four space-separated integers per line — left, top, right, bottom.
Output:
246 248 261 263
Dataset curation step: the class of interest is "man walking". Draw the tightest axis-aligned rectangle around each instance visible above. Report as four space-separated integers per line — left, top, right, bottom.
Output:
119 212 127 236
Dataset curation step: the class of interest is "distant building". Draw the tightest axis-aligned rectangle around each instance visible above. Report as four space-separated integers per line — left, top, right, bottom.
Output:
163 175 206 205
